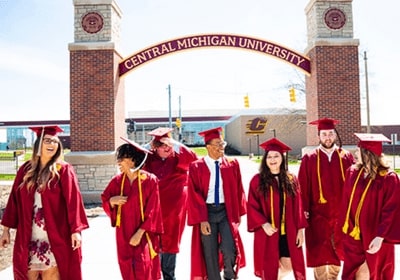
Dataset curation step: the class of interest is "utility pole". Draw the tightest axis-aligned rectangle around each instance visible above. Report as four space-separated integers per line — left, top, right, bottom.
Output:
167 84 172 128
364 51 371 133
178 95 182 141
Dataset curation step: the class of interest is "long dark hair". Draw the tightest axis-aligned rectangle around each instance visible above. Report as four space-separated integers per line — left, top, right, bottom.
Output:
356 148 389 180
257 150 297 197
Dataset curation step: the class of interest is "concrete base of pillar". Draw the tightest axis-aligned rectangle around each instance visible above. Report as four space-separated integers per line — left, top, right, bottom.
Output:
65 151 117 204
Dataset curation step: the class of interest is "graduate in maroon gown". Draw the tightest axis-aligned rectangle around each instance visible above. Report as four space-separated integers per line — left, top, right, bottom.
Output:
340 133 400 280
298 118 354 279
143 127 198 280
0 125 89 280
247 138 307 280
101 137 163 280
187 127 247 280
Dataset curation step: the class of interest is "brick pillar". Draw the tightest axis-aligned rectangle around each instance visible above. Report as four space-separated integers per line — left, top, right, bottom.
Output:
304 0 361 147
66 0 125 202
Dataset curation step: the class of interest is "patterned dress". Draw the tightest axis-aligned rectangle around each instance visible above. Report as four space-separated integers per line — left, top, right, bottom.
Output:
28 189 57 270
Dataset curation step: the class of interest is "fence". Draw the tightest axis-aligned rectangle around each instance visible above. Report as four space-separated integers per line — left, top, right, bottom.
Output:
0 152 20 175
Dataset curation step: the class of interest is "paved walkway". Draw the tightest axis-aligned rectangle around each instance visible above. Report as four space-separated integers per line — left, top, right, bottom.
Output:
1 158 400 279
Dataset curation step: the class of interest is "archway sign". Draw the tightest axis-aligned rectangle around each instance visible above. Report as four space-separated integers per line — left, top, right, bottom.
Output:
118 34 311 77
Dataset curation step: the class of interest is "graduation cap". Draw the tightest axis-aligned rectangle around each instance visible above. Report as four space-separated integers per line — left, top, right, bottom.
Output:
120 137 152 155
148 127 173 142
354 133 391 156
29 125 64 138
29 125 64 156
198 127 223 143
309 118 340 131
259 137 292 153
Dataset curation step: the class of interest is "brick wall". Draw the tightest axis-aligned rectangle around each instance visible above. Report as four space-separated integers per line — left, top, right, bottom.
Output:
69 49 125 152
306 45 361 146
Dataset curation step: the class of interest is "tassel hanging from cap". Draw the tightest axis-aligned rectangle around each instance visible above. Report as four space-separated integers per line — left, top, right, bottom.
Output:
36 126 45 156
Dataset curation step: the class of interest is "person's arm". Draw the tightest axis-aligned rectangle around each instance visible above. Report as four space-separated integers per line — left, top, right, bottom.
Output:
0 226 11 248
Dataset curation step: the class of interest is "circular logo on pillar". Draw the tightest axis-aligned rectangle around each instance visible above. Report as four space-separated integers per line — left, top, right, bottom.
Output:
81 12 104 34
324 8 346 30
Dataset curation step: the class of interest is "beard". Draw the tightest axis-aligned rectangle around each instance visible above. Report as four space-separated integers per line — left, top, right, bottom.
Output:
320 141 334 150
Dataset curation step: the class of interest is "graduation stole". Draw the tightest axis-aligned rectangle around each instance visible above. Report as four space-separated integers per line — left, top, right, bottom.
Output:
317 148 345 204
269 184 286 235
137 171 158 259
115 172 157 259
342 167 372 240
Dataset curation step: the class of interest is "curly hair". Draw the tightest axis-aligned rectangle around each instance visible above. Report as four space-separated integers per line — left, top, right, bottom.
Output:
116 143 146 168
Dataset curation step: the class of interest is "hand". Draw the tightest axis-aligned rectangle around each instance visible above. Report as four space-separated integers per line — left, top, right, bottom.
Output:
0 228 10 248
200 221 211 235
296 229 304 247
110 196 127 208
159 137 176 147
304 211 309 219
366 236 384 254
262 223 278 236
129 229 145 246
71 232 82 250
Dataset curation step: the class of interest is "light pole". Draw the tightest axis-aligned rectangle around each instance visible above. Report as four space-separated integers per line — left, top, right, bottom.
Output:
364 51 371 133
269 128 276 138
167 84 172 128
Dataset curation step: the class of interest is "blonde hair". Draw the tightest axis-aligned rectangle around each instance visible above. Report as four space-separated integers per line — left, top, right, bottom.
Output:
21 137 63 191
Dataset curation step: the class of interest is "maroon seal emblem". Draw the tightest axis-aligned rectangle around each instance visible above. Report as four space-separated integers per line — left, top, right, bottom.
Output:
81 12 104 34
324 8 346 30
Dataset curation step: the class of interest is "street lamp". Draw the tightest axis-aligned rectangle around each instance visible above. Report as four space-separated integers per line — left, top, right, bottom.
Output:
269 129 276 138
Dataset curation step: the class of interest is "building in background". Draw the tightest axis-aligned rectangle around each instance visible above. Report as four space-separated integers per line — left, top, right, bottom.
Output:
1 110 399 158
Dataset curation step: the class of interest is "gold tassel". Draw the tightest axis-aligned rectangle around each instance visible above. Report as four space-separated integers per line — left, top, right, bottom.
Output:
349 226 361 240
116 174 126 227
138 172 158 259
318 196 327 204
342 222 349 234
269 185 276 229
280 192 286 235
317 149 328 204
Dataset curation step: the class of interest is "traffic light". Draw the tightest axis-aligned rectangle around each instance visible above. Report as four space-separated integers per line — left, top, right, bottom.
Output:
289 87 296 102
244 95 250 108
175 118 181 128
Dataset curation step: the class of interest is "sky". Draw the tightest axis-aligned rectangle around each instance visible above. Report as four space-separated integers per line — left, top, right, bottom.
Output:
0 0 399 125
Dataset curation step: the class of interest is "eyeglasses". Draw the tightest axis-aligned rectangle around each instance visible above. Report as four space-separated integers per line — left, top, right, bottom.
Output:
42 138 59 145
209 141 227 148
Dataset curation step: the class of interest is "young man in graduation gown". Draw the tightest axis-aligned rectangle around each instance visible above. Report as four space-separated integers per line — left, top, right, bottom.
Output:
101 137 163 280
187 127 247 280
298 118 354 279
143 127 198 280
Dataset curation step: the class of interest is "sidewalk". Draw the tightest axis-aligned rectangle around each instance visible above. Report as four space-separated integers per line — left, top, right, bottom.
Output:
1 158 400 279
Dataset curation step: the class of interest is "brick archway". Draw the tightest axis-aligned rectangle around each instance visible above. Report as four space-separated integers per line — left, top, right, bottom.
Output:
68 0 360 198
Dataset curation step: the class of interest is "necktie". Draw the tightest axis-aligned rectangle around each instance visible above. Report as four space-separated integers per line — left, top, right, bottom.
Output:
214 161 220 206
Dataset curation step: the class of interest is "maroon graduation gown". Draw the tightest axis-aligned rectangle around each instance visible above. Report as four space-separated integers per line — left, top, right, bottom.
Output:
298 147 354 267
247 173 307 280
339 166 400 279
187 157 247 280
101 170 164 280
143 144 197 253
1 161 89 280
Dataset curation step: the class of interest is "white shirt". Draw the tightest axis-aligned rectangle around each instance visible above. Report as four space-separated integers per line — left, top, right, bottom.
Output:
204 155 225 204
